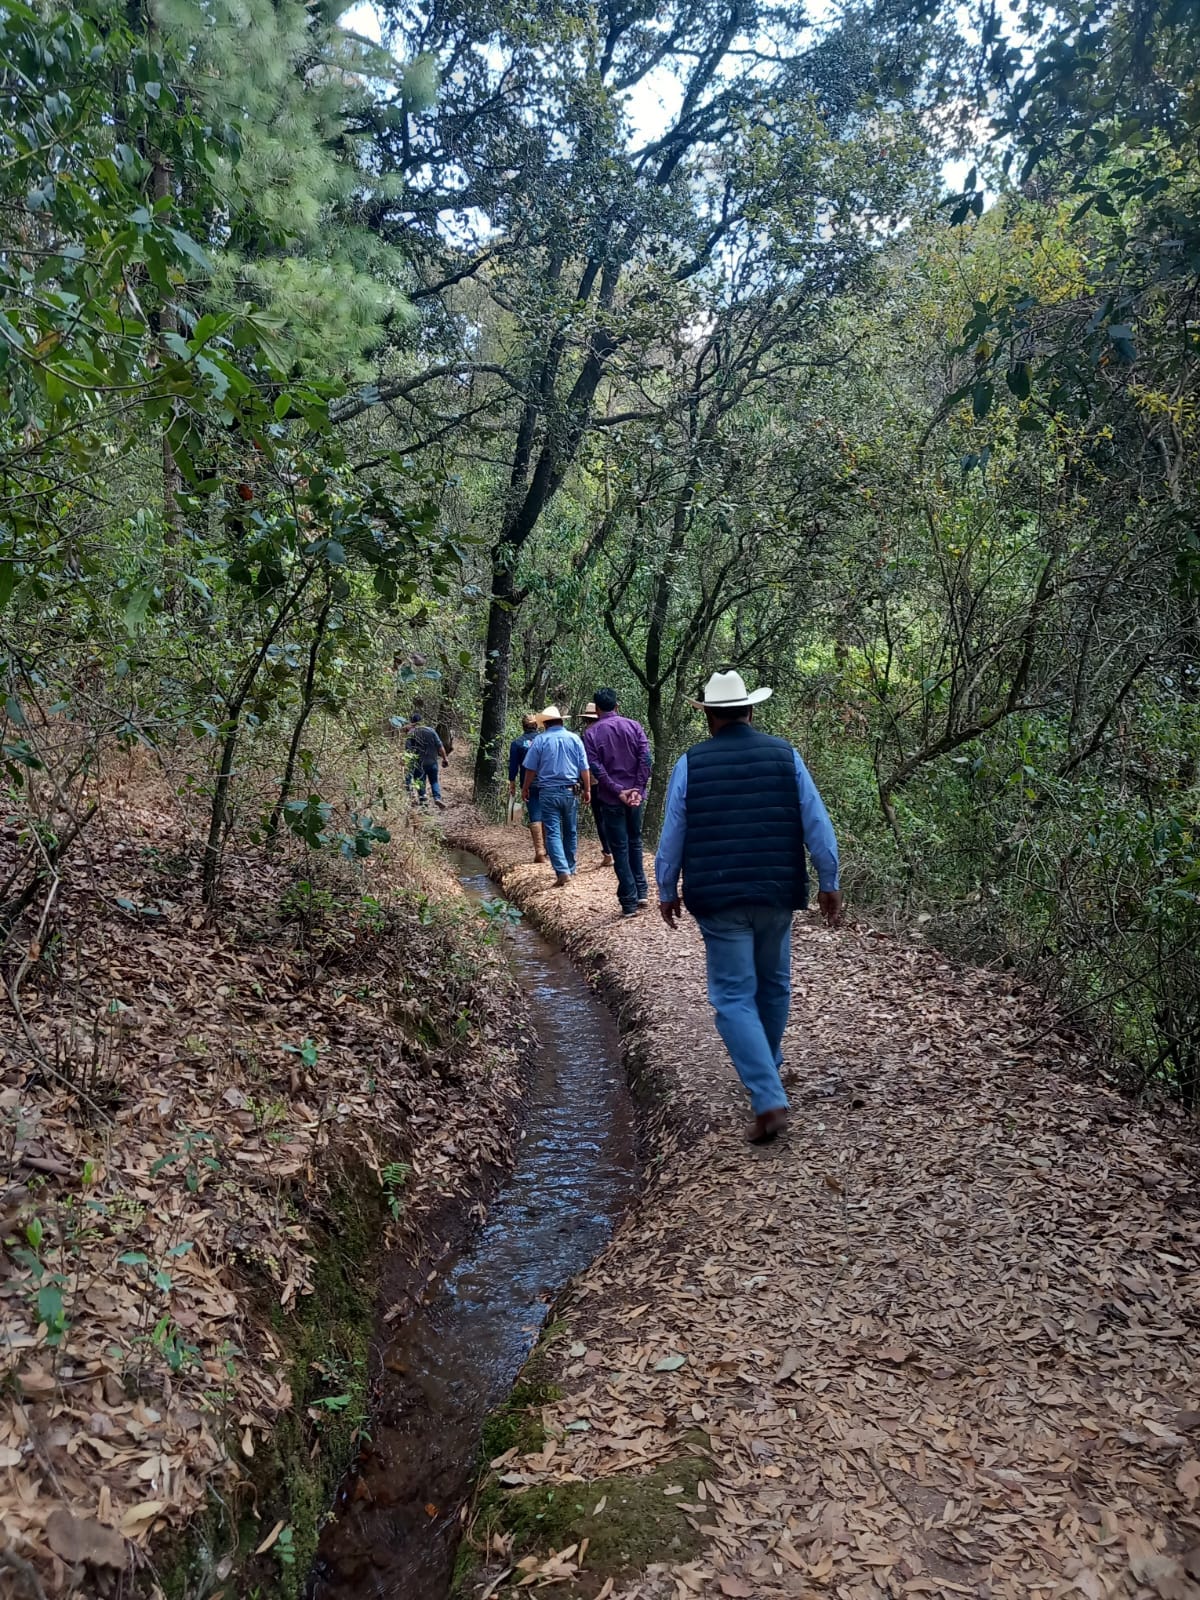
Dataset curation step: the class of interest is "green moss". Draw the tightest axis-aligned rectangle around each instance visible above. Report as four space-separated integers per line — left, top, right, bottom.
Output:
479 1377 563 1463
462 1454 710 1598
154 1167 383 1600
255 1169 380 1593
461 1318 709 1597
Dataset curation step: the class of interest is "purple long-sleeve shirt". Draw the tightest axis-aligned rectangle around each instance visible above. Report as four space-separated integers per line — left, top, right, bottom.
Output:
583 711 652 806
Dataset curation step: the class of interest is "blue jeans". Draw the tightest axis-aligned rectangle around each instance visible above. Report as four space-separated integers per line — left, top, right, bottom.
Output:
597 799 648 911
413 760 441 803
539 788 578 875
695 905 793 1115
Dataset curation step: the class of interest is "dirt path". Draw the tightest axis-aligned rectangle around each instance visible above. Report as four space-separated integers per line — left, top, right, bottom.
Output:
442 790 1200 1600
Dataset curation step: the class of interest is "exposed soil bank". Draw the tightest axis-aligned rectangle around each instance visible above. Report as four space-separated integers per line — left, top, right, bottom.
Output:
0 781 526 1600
307 850 637 1600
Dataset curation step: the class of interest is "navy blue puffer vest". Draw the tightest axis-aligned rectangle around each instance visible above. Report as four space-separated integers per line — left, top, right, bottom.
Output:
681 722 808 917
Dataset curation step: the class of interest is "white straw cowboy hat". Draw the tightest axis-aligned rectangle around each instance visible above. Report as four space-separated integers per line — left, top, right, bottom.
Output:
537 704 570 722
689 669 773 709
581 702 599 721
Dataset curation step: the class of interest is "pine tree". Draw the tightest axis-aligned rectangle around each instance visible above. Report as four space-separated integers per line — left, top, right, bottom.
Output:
147 0 429 383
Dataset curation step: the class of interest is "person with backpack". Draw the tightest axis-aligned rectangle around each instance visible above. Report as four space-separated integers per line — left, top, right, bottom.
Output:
654 671 842 1144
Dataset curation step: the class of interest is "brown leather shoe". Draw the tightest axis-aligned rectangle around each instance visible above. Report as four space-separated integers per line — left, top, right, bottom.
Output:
748 1107 790 1145
555 872 571 887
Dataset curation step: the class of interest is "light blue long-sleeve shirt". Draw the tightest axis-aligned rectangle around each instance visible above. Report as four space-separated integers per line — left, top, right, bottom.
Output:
522 724 589 788
655 745 839 902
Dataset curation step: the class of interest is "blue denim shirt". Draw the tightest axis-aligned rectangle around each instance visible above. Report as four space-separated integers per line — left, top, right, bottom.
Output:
509 734 537 786
655 747 839 901
522 725 590 789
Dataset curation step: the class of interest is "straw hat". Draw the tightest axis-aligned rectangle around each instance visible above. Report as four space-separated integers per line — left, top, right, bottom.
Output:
537 704 569 723
581 702 599 722
688 669 772 709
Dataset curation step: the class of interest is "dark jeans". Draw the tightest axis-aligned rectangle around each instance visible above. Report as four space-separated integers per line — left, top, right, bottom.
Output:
591 796 613 856
596 799 648 911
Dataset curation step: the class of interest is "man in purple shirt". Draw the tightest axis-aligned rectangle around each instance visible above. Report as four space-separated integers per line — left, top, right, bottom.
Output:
583 687 652 916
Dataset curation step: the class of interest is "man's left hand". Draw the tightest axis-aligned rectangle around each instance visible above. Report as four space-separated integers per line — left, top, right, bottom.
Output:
659 898 683 929
622 789 642 807
817 890 843 928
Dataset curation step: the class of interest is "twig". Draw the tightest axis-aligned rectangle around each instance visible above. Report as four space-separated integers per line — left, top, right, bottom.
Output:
817 1174 851 1315
0 800 97 951
477 1567 515 1599
10 878 59 997
6 979 114 1124
0 1547 49 1600
1012 931 1198 1052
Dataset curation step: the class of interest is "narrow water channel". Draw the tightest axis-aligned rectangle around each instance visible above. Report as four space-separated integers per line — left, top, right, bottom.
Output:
308 849 637 1600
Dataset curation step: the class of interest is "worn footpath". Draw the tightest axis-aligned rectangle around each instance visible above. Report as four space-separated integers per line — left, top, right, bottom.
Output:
445 793 1200 1600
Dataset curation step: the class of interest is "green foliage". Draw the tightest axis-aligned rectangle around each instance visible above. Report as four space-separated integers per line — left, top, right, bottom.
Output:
381 1160 411 1221
282 1038 321 1069
274 1524 296 1573
280 879 338 925
478 896 522 942
11 1218 71 1346
0 0 460 923
159 0 414 373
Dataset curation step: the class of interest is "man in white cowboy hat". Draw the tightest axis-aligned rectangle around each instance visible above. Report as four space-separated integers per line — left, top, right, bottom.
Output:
654 670 842 1144
521 706 591 885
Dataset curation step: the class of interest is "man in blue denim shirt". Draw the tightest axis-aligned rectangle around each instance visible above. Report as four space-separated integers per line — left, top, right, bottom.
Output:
655 671 842 1144
522 706 591 886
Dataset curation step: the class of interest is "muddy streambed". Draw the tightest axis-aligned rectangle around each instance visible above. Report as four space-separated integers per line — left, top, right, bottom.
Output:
308 849 637 1600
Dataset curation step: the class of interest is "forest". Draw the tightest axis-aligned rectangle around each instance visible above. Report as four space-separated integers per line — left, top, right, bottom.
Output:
6 0 1199 1097
2 0 1200 1594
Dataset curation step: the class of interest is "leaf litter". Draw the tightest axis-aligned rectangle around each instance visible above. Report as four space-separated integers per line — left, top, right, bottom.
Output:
1 767 526 1595
451 802 1200 1600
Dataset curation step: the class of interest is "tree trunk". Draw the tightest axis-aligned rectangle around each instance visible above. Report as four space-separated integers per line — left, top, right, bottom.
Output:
265 590 332 844
201 565 316 906
151 158 183 547
643 683 669 844
202 724 240 907
473 560 517 798
471 264 622 800
877 781 917 904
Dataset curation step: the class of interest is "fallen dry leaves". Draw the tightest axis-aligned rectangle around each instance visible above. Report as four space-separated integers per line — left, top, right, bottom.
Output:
2 771 525 1595
450 798 1200 1600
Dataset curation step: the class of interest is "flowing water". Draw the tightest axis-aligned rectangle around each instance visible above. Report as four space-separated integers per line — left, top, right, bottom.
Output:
308 849 637 1600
